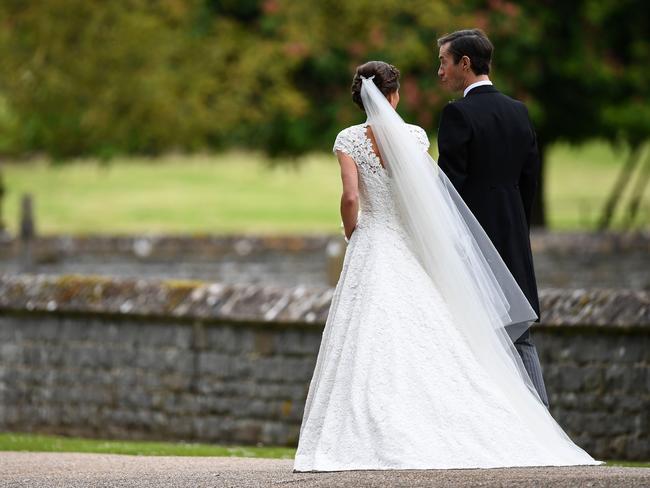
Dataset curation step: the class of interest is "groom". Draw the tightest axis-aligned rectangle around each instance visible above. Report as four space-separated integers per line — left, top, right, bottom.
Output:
435 29 550 407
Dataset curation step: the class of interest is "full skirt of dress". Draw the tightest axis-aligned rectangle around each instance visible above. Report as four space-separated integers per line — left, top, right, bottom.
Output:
293 220 601 471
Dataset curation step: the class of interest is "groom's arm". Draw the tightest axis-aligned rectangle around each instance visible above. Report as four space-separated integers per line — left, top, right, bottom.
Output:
519 115 541 229
437 102 471 192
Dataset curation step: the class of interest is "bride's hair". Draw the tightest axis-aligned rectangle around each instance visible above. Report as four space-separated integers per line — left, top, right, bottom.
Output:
351 61 400 111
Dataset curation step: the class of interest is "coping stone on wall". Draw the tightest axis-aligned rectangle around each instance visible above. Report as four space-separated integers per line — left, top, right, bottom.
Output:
0 274 333 326
0 274 648 330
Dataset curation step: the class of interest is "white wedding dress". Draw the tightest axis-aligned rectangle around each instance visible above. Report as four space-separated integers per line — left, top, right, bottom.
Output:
292 121 602 472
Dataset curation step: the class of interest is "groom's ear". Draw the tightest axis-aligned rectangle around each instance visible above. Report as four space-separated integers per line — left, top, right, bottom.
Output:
460 55 471 72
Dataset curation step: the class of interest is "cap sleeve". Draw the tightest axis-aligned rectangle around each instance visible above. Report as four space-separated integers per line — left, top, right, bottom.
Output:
409 125 430 151
333 128 355 156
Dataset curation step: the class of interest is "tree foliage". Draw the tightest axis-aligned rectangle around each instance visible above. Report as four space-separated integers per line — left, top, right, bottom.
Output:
0 0 647 162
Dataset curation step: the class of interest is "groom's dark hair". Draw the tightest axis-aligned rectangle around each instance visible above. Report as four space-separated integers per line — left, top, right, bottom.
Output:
437 29 493 75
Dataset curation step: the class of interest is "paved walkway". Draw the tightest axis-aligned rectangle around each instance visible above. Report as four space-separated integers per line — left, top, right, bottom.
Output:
1 452 648 487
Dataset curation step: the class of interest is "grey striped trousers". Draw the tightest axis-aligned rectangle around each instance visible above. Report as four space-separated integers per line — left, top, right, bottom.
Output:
515 329 550 407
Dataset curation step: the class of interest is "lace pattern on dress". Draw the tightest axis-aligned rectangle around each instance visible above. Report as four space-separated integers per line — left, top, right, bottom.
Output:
333 123 429 176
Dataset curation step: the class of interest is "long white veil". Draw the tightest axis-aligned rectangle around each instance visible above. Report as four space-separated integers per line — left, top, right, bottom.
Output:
359 76 599 454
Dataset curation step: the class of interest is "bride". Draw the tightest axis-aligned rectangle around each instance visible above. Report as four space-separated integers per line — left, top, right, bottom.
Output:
293 61 602 471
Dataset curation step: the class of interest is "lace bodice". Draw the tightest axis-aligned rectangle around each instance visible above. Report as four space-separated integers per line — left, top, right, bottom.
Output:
333 122 430 231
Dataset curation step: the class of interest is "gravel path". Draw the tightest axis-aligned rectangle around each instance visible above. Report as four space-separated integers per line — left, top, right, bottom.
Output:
1 452 648 487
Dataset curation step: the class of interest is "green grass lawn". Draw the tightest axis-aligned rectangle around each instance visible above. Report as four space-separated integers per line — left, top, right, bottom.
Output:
2 140 647 234
0 432 295 458
1 433 648 467
545 141 649 229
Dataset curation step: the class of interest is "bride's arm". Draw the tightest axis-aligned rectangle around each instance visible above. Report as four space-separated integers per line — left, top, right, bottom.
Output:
336 150 359 240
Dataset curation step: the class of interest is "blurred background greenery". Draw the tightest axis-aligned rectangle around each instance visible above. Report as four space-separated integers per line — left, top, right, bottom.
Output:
0 0 648 231
2 141 636 234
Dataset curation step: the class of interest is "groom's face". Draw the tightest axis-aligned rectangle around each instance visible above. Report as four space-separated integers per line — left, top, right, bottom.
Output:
438 43 464 92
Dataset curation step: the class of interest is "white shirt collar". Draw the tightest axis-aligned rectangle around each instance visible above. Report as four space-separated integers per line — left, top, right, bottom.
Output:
463 80 493 97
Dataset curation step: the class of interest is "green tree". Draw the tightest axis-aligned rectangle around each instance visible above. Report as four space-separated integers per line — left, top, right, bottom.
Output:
252 0 456 155
0 0 305 158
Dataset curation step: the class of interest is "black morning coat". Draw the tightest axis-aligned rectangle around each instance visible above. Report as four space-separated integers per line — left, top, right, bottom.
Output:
437 84 541 321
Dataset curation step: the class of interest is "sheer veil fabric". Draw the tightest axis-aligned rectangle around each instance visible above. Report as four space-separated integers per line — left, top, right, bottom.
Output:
360 75 538 391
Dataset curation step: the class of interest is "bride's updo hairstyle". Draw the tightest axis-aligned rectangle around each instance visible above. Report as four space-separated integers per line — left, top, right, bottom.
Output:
351 61 400 111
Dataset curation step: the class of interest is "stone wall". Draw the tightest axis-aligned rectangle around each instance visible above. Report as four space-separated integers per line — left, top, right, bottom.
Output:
0 274 648 460
0 315 316 445
1 231 648 289
538 329 648 460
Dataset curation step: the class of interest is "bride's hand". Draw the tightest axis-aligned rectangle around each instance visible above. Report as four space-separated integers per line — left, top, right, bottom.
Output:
343 223 357 243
